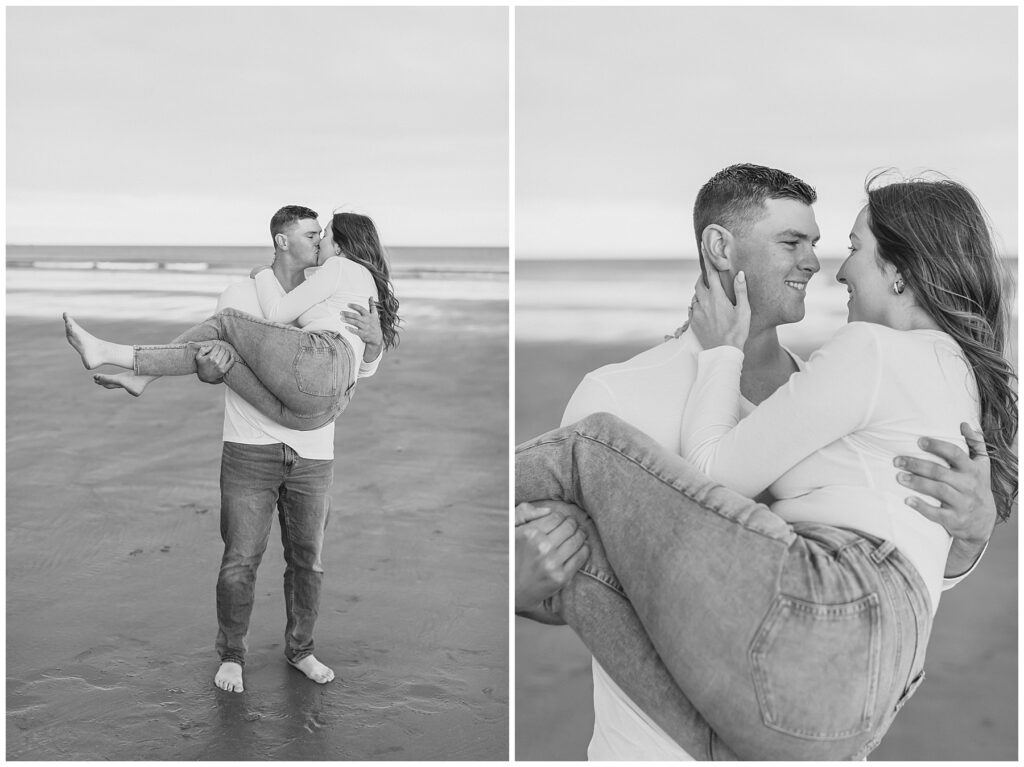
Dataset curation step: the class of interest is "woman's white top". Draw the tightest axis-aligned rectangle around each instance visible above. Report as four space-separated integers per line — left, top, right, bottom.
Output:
254 255 381 381
681 322 981 614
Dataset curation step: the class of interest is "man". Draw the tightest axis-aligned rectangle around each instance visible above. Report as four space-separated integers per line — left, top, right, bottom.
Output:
197 205 384 693
516 164 997 758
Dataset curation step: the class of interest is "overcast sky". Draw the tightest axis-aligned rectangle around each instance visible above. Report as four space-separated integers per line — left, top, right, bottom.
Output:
7 6 508 246
517 6 1017 258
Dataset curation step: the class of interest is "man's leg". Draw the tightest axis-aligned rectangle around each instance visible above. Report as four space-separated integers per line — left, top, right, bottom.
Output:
277 445 335 683
534 501 736 760
214 442 283 692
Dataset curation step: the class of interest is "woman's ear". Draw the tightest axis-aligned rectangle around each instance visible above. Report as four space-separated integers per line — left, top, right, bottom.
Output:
700 224 733 273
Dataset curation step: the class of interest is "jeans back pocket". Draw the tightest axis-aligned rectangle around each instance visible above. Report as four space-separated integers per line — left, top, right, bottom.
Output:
750 592 882 740
293 339 339 397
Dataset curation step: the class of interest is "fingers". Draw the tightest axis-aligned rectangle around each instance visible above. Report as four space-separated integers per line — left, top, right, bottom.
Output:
734 271 749 314
560 539 591 576
346 302 369 316
896 472 959 508
542 516 581 549
515 503 550 525
904 494 956 528
894 454 960 486
960 422 990 460
368 297 377 314
911 436 971 471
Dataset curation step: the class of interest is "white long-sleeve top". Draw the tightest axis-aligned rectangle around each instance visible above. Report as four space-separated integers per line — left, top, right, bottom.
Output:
680 322 982 614
254 255 382 381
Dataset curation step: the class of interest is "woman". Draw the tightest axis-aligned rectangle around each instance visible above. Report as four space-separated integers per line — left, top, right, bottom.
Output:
64 212 401 430
515 176 1016 759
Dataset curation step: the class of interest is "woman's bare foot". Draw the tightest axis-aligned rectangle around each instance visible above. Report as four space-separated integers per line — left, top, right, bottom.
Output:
214 661 244 693
289 655 335 684
63 313 106 369
63 313 135 370
93 372 153 397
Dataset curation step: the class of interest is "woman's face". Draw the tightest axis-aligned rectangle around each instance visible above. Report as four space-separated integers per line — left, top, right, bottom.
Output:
318 226 336 265
836 206 900 325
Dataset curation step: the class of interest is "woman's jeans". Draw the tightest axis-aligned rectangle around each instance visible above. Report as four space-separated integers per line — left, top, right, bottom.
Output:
216 441 334 666
516 413 933 761
134 308 355 431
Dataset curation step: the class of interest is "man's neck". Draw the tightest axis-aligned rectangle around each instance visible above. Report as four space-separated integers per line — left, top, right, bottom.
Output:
271 254 308 293
739 325 797 405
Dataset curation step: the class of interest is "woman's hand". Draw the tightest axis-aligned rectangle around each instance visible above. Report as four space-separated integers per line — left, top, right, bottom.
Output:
249 264 272 279
689 270 750 350
341 298 384 360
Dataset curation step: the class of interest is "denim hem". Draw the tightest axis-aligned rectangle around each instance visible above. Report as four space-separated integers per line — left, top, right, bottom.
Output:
219 656 245 667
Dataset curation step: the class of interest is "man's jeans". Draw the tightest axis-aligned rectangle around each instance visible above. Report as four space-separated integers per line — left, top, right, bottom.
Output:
135 307 354 431
516 413 932 761
216 441 334 666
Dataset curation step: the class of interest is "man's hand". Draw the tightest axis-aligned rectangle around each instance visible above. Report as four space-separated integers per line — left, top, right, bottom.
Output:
515 502 589 613
196 344 235 384
342 298 384 361
895 423 996 578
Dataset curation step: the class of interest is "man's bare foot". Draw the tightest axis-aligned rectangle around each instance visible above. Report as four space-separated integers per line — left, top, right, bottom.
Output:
63 313 105 369
214 661 244 693
289 655 335 684
94 372 150 397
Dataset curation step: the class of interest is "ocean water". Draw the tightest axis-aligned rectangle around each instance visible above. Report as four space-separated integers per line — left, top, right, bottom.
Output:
6 245 509 321
516 257 1018 349
6 244 508 277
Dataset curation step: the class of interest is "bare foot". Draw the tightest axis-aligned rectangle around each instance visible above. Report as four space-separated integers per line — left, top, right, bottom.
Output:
63 313 105 369
214 661 244 692
94 372 151 397
289 655 335 684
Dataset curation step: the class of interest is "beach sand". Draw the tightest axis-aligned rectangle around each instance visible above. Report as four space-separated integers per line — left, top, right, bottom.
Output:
514 335 1017 761
6 271 509 760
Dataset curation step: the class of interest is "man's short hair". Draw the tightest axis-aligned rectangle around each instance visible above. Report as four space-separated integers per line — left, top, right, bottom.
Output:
270 205 319 245
693 164 816 253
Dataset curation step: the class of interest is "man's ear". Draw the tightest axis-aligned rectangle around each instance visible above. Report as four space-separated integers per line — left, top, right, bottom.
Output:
274 232 288 252
700 225 733 274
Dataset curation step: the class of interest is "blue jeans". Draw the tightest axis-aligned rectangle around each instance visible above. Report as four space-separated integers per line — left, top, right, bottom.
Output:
134 308 355 431
216 441 334 666
516 413 932 761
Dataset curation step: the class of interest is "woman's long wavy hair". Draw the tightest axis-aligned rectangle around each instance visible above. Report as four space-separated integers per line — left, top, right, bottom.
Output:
330 212 401 350
865 172 1018 521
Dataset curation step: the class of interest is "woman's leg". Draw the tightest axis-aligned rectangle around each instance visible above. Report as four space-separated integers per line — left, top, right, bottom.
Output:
133 309 351 420
538 501 736 760
66 310 349 428
516 413 915 760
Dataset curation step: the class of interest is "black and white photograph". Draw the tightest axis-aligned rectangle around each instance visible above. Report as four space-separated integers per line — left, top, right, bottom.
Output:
514 6 1016 761
7 6 508 760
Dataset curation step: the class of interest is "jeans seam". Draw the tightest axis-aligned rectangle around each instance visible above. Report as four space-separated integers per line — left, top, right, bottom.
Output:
577 565 626 597
552 430 793 547
219 307 308 334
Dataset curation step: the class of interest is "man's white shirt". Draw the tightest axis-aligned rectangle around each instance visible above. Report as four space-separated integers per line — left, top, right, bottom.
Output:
560 331 799 761
215 276 380 460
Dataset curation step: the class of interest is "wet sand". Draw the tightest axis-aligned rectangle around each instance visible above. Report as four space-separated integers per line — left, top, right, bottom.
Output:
7 273 509 760
515 334 1017 761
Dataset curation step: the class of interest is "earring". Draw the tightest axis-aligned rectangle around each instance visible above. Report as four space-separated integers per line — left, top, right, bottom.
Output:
892 277 905 295
335 248 342 256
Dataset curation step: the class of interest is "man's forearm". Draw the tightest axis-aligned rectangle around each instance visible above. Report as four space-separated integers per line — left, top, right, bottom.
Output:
945 536 988 579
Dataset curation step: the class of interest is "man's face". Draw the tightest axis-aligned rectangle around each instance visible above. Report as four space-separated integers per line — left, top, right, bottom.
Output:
729 198 820 332
284 218 322 267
